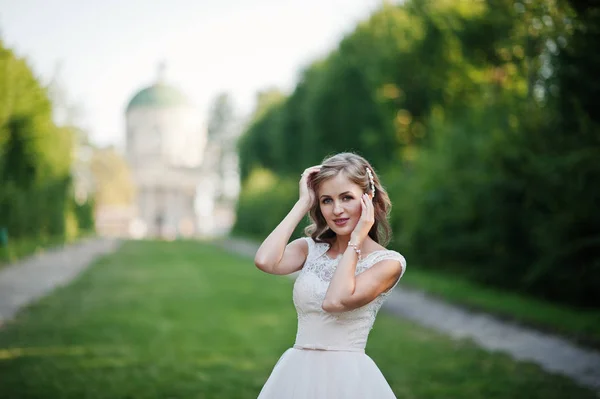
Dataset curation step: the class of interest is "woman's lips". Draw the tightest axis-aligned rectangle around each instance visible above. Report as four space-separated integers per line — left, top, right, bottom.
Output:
334 218 349 226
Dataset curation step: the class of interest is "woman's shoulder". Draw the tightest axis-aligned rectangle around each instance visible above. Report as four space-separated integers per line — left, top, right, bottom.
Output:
290 237 311 252
298 236 315 249
363 242 406 268
362 240 388 256
301 236 330 248
298 236 330 261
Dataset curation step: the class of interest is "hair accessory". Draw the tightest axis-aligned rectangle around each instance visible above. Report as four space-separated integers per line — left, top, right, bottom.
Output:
366 168 376 198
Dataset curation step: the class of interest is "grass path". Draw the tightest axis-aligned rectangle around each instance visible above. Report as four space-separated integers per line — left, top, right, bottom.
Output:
0 240 595 398
401 267 600 348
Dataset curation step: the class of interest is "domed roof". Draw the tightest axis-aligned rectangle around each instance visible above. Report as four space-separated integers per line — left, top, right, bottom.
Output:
126 82 189 112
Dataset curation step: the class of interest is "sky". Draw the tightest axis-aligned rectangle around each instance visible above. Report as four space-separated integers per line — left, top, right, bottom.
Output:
0 0 385 148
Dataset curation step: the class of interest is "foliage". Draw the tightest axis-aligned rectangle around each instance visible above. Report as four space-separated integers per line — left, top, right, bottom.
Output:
207 92 236 140
234 0 599 307
89 147 135 206
0 40 94 261
231 168 305 240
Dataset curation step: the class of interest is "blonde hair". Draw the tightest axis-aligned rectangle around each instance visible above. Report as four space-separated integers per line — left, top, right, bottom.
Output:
304 152 392 245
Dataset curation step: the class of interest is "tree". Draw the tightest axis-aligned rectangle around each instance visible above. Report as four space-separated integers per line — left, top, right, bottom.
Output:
89 147 135 207
207 93 236 141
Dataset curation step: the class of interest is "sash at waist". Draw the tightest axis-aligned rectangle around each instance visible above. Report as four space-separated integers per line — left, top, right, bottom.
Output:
293 344 365 353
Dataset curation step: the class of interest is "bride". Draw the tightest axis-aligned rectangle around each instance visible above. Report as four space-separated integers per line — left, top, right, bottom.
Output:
254 152 406 399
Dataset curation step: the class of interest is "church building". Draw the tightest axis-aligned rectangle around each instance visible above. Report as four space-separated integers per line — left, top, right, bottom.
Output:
124 67 239 239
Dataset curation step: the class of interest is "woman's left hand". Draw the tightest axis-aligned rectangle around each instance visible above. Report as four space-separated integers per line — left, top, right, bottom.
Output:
351 193 375 245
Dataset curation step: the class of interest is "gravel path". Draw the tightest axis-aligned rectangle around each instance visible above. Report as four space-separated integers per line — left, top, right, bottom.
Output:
1 236 598 391
218 237 600 391
0 237 120 324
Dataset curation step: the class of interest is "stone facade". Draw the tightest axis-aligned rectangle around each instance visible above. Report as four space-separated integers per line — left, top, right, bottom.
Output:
125 75 239 239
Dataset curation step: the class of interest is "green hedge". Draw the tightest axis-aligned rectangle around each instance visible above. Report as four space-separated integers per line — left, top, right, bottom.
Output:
0 40 95 263
232 1 600 307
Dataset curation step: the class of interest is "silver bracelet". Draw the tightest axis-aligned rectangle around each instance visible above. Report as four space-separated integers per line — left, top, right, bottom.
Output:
348 242 362 261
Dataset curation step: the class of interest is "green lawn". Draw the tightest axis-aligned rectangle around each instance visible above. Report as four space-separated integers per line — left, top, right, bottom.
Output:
401 267 600 348
0 240 595 399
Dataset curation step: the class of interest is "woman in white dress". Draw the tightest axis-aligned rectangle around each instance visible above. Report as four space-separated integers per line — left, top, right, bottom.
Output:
254 152 406 399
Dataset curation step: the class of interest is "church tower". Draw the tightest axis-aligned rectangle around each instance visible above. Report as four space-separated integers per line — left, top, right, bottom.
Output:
125 64 206 238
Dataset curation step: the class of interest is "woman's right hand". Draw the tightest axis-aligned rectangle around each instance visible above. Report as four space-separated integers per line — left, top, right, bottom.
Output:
299 165 321 209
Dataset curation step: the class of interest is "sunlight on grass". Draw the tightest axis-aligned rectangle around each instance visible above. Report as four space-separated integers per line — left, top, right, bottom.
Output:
0 345 131 360
79 356 139 369
0 346 89 360
0 240 596 399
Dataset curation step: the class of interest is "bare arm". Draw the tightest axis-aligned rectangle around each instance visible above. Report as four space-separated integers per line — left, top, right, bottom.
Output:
254 200 311 275
322 248 403 312
254 165 321 275
322 193 403 312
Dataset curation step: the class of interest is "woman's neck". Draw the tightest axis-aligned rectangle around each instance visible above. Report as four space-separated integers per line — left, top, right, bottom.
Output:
331 235 352 254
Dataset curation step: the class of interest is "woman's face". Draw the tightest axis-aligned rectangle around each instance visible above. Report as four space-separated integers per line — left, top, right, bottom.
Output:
317 173 364 237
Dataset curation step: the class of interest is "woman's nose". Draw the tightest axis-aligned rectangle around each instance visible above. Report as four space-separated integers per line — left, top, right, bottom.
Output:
333 203 344 214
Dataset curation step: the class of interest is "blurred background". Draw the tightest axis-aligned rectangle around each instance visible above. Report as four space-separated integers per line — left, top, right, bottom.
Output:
0 0 600 316
0 0 387 242
2 0 596 307
0 0 599 396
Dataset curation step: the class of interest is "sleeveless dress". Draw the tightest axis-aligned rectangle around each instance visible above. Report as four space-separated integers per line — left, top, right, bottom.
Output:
257 237 407 399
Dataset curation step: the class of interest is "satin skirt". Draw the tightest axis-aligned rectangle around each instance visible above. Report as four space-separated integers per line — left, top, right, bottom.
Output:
257 347 397 399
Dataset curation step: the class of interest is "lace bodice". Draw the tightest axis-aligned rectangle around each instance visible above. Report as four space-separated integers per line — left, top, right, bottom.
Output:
292 237 406 351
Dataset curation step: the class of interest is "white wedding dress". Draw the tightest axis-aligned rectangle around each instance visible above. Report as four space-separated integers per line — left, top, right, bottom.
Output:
258 237 407 399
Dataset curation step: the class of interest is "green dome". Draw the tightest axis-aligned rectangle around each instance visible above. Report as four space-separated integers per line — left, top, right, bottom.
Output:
126 83 189 112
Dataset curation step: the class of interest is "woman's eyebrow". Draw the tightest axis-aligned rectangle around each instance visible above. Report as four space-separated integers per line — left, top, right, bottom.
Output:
320 191 352 199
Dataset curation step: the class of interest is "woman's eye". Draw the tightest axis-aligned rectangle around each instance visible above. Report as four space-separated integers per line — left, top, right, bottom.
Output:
322 198 332 204
343 196 353 201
